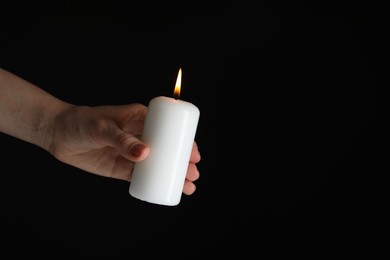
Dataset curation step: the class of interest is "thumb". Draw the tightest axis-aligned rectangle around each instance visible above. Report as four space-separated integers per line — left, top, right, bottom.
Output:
109 129 150 162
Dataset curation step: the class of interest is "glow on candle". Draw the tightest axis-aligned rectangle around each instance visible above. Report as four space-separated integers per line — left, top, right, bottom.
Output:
129 68 200 206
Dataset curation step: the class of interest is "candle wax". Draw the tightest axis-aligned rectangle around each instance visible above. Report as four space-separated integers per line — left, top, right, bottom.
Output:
129 96 200 206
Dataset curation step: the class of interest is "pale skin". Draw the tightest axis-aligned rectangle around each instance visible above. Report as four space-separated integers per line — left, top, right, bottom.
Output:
0 67 200 195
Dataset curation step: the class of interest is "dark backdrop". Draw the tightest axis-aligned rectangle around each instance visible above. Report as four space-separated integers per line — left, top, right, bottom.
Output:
0 2 385 259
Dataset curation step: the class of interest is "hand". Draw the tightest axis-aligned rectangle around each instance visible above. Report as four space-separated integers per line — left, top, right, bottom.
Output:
48 103 201 195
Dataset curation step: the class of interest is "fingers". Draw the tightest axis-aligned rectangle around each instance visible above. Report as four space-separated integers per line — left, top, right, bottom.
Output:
182 142 201 195
190 141 201 163
182 162 200 195
183 180 196 195
186 163 200 181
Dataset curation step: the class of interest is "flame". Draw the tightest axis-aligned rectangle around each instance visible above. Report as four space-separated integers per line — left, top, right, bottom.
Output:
173 68 182 99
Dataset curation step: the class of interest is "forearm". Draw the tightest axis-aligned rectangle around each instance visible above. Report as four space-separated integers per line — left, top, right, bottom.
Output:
0 67 73 151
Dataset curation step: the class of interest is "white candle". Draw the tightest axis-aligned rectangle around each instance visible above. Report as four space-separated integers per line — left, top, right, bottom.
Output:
129 69 200 206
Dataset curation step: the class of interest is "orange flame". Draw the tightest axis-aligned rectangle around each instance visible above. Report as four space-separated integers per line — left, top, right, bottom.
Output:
173 68 182 99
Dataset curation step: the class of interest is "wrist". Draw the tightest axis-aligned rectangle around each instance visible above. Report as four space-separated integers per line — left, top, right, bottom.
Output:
35 100 75 152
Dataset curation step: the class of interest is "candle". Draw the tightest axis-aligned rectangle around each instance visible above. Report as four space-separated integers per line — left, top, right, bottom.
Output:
129 68 200 206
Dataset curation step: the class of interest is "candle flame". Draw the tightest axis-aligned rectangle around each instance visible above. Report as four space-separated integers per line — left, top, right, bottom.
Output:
173 68 182 99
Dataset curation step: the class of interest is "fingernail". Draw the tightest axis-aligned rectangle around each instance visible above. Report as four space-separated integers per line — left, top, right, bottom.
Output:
131 143 144 157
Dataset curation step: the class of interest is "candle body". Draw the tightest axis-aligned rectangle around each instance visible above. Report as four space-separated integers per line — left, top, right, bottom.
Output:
129 96 200 206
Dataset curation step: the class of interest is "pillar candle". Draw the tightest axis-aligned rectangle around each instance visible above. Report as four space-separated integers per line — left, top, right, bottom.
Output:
129 69 200 206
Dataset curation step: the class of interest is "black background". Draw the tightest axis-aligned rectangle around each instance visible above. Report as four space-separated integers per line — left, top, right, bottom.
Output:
0 2 386 259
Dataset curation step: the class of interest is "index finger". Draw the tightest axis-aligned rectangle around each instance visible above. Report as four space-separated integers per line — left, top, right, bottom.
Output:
190 141 201 163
